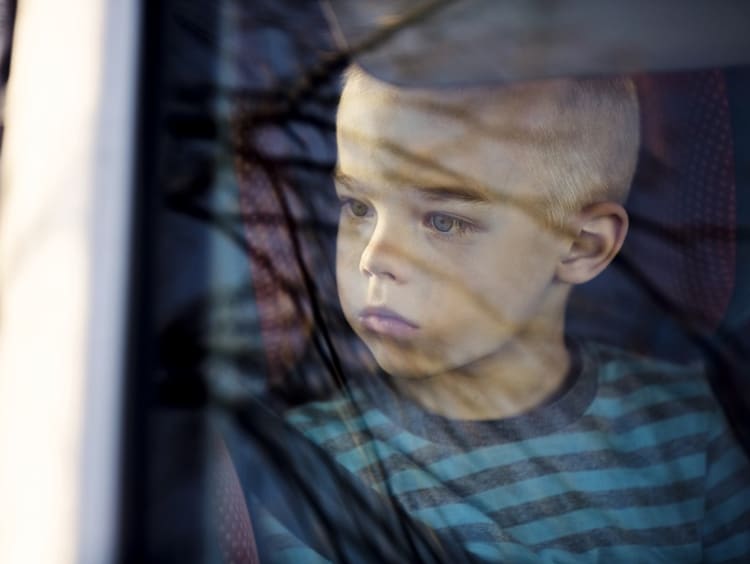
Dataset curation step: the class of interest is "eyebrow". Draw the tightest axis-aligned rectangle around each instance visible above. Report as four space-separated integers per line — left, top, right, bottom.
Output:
413 185 490 204
334 168 489 204
333 169 358 188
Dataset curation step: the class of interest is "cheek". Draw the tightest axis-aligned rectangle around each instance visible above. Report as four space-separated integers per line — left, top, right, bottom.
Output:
336 228 364 312
441 237 545 325
336 227 362 276
479 242 559 319
336 218 368 262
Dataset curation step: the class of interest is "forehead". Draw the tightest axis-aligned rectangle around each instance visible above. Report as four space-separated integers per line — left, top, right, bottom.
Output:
336 72 572 197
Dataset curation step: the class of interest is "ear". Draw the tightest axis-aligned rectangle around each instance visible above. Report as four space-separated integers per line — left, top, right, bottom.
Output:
555 202 629 285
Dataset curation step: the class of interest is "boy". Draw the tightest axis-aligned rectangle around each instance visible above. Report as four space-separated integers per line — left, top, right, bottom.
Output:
255 67 750 562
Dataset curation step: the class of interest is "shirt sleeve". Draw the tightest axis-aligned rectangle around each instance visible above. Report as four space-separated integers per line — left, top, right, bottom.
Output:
702 413 750 562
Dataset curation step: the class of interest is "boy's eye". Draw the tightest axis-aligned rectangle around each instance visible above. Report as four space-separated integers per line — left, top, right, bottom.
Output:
424 212 480 238
428 213 463 233
340 197 372 218
349 200 370 217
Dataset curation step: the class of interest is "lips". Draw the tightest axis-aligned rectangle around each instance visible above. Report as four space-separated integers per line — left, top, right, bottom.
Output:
358 306 419 339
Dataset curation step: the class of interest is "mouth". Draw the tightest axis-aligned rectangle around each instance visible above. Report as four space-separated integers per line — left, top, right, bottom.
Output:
358 306 419 339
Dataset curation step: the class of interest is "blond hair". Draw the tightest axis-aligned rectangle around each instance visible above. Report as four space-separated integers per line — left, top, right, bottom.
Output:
534 77 640 226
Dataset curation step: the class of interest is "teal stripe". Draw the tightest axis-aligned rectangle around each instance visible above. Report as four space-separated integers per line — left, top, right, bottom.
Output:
382 415 706 494
410 458 703 530
705 484 750 533
463 541 505 561
298 408 390 443
335 439 392 473
462 453 705 511
503 499 702 544
464 540 537 561
412 502 498 528
592 381 708 414
464 541 700 563
708 444 749 488
286 391 366 424
598 359 700 383
335 435 432 474
384 429 432 452
296 386 708 451
537 543 699 562
705 529 750 562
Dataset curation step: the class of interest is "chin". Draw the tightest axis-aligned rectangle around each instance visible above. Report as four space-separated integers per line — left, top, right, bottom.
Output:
366 342 443 379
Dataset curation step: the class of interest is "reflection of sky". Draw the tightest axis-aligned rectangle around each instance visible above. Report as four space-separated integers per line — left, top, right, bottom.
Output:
328 0 750 86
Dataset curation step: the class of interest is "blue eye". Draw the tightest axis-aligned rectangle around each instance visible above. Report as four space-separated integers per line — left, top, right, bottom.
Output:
430 214 457 233
349 200 369 217
425 213 479 238
340 198 370 218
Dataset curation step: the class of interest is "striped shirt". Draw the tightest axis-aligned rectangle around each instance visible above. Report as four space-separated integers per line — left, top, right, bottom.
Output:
256 342 750 562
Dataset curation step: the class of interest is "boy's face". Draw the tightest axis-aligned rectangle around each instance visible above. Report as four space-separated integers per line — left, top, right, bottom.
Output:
335 75 574 378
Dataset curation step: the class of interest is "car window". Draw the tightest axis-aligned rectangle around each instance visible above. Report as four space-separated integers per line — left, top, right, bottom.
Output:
128 1 750 561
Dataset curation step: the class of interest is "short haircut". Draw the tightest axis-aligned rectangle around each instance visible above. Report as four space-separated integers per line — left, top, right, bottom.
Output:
340 66 641 227
533 76 640 226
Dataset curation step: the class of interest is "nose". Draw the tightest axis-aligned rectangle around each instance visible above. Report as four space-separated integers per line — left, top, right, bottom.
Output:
359 222 407 282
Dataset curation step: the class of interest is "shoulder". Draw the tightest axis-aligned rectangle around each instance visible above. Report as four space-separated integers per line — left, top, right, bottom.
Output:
584 341 707 383
283 387 390 448
284 391 357 436
581 342 726 437
584 342 712 400
285 387 369 428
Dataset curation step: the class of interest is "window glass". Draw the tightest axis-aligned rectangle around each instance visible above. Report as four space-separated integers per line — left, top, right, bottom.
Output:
131 2 750 561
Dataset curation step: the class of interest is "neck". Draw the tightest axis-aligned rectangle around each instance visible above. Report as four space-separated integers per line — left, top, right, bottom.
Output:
391 322 571 421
